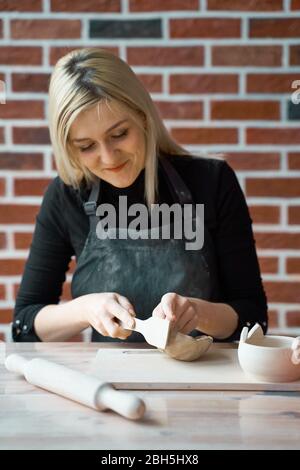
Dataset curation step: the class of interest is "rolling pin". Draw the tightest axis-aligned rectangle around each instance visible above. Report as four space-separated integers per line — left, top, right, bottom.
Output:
5 354 145 420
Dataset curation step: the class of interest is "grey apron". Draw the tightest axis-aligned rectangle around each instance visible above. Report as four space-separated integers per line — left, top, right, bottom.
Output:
71 156 219 342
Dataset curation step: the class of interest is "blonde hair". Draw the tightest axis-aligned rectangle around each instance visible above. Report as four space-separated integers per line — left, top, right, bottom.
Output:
48 47 192 207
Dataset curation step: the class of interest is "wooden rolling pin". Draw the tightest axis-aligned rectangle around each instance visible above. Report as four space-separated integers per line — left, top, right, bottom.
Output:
5 354 145 420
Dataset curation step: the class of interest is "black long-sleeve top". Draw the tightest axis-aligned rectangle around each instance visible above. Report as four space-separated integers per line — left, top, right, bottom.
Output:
12 154 268 342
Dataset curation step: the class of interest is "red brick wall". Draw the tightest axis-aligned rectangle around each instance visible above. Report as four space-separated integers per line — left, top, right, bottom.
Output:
0 0 300 340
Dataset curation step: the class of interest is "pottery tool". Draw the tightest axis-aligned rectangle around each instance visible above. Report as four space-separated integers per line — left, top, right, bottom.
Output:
5 353 145 420
121 317 171 349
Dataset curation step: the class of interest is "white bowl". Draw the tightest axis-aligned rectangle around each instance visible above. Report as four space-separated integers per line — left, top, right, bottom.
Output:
238 324 300 383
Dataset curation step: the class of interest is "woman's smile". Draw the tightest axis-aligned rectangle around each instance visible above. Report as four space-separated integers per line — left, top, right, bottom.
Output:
104 160 128 172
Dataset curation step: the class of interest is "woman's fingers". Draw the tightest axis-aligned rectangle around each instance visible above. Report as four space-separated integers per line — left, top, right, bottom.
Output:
103 315 132 339
176 304 197 332
107 296 135 328
117 295 136 317
93 318 109 337
160 293 177 321
179 313 199 335
152 303 166 319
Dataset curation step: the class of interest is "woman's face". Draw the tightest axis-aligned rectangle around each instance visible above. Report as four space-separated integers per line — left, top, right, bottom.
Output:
69 101 146 188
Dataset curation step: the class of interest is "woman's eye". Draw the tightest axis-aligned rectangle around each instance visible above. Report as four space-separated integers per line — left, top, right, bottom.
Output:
112 129 128 140
80 143 94 153
79 130 128 152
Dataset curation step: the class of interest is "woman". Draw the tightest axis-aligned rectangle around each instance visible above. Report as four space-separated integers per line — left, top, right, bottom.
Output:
12 48 268 343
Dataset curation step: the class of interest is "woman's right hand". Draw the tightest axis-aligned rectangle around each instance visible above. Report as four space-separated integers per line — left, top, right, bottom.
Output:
73 292 136 340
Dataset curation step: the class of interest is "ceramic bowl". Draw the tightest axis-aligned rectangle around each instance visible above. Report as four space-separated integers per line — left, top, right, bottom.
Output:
238 324 300 382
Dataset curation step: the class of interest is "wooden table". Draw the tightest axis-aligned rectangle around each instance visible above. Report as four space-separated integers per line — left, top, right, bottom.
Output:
1 342 300 450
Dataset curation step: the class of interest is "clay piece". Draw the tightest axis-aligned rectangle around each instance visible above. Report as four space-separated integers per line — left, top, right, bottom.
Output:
160 329 213 361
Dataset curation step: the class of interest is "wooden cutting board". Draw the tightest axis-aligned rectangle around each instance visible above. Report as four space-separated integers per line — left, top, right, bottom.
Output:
91 347 300 391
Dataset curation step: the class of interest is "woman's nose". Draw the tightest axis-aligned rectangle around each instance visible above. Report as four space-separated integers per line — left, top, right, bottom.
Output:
98 143 116 164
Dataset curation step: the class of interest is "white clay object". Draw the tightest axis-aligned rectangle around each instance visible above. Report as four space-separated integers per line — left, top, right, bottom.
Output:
238 323 300 382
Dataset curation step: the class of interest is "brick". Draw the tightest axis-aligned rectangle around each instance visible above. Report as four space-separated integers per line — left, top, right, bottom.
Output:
212 46 282 67
11 20 81 39
264 281 300 303
0 259 26 276
0 205 39 224
211 100 280 120
249 205 280 224
0 232 6 249
14 178 52 197
50 46 119 66
90 19 161 38
0 128 4 144
155 101 203 120
0 153 43 170
127 46 203 66
0 284 5 299
268 310 278 329
171 127 238 144
0 0 42 10
255 232 300 250
67 258 76 274
250 19 300 38
61 282 72 301
288 206 300 225
137 74 162 93
290 46 300 65
51 0 120 12
0 333 4 341
13 284 19 299
286 258 300 274
292 0 300 8
288 153 300 170
258 256 278 274
247 73 300 93
246 178 300 198
207 0 283 10
13 127 50 145
130 0 199 11
0 101 44 120
14 232 33 250
224 152 280 171
247 128 300 145
0 309 13 323
0 47 42 65
12 73 50 93
0 178 5 196
170 19 240 38
170 74 238 94
286 311 300 327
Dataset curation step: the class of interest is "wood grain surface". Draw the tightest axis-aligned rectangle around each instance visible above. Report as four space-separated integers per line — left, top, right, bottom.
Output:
1 342 300 450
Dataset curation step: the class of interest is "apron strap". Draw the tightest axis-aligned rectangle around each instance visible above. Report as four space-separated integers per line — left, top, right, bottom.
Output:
83 179 100 231
82 156 195 230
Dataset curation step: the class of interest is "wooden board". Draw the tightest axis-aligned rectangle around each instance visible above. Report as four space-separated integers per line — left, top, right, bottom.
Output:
91 347 300 391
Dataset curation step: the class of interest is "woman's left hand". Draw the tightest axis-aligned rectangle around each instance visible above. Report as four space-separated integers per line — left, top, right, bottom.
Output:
152 292 199 334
